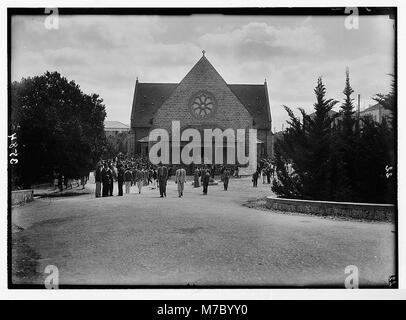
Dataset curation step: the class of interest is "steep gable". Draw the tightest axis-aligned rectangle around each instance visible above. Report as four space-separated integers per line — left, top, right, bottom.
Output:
130 55 272 131
152 55 253 133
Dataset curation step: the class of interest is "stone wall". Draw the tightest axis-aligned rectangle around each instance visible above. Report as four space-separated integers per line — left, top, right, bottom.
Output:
11 189 34 206
266 197 395 222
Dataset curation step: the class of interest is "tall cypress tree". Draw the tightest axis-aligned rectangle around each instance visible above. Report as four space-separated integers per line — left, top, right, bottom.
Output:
341 68 356 135
304 77 338 200
333 69 356 201
272 77 338 200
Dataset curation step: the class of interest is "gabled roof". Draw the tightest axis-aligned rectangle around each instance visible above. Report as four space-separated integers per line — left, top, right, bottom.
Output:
104 121 129 130
130 56 272 130
228 84 271 129
130 82 177 127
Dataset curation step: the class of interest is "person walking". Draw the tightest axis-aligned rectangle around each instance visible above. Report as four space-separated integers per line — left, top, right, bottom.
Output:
152 167 158 189
168 166 173 181
202 166 210 195
95 162 103 197
266 165 271 184
101 163 109 197
193 167 200 188
270 163 275 180
252 169 259 187
124 166 132 194
175 165 186 197
117 164 124 196
157 162 168 197
262 167 267 184
108 164 115 196
131 166 137 187
135 167 144 194
222 167 230 191
147 168 153 185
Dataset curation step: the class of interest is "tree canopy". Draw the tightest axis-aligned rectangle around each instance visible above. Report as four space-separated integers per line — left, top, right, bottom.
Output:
11 71 107 188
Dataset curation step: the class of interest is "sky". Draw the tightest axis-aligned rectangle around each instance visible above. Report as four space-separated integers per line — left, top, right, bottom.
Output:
11 14 395 131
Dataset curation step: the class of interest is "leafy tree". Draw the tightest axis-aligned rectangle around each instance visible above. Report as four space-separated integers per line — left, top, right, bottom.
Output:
103 132 129 159
10 71 107 188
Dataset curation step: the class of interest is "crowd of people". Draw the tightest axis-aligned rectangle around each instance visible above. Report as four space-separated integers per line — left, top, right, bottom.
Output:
93 155 277 198
94 155 156 197
253 159 276 187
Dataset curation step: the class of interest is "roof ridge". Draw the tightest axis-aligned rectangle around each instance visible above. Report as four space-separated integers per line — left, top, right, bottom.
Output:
138 82 177 85
228 83 265 86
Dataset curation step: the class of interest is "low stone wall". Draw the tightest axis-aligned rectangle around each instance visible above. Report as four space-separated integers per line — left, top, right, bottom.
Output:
11 189 34 206
265 197 395 222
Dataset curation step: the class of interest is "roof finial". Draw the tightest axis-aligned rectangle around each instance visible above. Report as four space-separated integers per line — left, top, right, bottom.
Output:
202 49 206 56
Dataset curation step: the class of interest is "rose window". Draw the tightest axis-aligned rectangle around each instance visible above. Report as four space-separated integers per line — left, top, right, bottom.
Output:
190 91 216 119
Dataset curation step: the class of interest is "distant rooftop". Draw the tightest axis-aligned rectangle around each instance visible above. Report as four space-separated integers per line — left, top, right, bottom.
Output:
104 121 129 130
361 103 382 113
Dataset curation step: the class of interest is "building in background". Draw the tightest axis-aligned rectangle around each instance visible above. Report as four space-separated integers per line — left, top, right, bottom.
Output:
128 53 273 163
104 121 130 138
104 121 130 156
360 103 392 124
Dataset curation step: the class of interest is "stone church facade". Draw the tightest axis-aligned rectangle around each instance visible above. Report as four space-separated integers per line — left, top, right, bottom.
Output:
128 53 273 164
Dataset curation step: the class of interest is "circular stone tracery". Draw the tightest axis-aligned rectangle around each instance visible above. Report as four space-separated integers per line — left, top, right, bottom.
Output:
189 91 217 119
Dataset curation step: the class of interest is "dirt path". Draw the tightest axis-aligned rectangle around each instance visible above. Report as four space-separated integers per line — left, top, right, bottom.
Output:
11 177 396 287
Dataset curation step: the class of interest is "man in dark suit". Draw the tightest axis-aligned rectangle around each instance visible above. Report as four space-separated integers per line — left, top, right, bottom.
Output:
117 164 124 196
193 167 200 188
222 167 230 191
157 162 168 197
202 165 210 195
101 163 109 197
108 164 114 196
124 166 133 194
252 169 259 187
95 162 103 197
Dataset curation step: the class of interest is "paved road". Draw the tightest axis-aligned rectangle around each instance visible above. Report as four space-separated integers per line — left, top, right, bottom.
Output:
12 177 396 287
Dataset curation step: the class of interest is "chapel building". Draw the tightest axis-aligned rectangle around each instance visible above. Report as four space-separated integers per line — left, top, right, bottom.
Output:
128 52 273 165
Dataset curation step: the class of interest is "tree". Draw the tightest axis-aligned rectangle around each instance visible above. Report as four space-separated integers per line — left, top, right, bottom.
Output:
272 73 395 204
332 69 357 201
103 132 129 159
272 77 338 200
353 117 394 203
10 71 107 188
374 74 395 113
